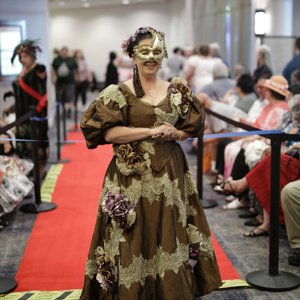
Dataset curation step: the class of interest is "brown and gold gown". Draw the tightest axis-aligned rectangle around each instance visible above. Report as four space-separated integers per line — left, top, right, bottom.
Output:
80 77 221 300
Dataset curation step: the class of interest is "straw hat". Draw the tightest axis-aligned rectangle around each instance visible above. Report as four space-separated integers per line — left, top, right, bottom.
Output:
261 75 289 97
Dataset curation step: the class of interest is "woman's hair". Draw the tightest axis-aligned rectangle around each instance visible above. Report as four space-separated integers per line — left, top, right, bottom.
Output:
236 73 255 94
257 45 272 68
291 69 300 84
109 51 117 61
288 94 300 117
269 89 286 101
122 27 166 58
199 44 210 56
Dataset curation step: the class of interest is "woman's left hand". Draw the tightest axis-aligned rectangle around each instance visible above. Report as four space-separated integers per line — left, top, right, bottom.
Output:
152 122 180 142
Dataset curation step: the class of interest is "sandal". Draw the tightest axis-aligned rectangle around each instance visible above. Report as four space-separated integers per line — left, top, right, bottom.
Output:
243 227 269 237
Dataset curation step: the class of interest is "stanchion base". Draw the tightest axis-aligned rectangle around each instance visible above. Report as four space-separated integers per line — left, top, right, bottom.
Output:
48 158 71 164
201 199 218 209
20 202 57 213
246 270 300 291
0 277 17 294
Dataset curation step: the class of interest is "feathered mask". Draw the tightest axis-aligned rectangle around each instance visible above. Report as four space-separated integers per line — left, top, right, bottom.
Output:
11 39 42 64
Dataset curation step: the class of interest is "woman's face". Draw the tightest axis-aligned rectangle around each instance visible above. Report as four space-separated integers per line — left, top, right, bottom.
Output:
133 37 164 76
19 52 35 68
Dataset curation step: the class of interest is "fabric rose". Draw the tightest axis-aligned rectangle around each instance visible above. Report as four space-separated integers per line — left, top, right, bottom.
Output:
95 247 117 291
168 77 193 118
114 141 154 181
102 188 136 228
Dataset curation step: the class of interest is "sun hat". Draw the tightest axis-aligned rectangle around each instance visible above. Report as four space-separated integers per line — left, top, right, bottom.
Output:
261 75 289 97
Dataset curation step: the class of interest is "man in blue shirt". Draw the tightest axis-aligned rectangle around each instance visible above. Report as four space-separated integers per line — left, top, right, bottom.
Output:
283 37 300 84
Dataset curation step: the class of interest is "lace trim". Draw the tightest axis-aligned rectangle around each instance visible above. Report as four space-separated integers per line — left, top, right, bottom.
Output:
154 106 179 127
85 258 97 280
186 224 214 261
85 227 125 280
119 238 189 289
97 84 127 109
184 171 198 216
103 172 187 224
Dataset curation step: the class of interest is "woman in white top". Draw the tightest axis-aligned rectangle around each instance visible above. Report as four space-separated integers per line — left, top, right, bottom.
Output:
185 44 221 93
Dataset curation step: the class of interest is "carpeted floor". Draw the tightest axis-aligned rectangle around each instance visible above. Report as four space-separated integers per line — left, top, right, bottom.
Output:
1 95 300 299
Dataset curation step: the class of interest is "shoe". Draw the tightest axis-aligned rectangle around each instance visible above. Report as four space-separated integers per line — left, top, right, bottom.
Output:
226 195 236 202
243 227 269 237
223 199 244 210
288 248 300 266
244 218 261 227
239 211 258 219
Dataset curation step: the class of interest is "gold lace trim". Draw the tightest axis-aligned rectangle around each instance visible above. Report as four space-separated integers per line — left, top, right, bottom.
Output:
103 172 187 224
85 258 97 280
154 107 179 127
186 224 214 260
85 227 125 280
96 84 127 109
184 171 198 216
119 238 189 289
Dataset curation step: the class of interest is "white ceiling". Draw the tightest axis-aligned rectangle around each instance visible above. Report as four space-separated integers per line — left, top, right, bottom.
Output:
48 0 166 10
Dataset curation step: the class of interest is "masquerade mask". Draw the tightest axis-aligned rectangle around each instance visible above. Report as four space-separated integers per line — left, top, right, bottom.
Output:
133 29 167 63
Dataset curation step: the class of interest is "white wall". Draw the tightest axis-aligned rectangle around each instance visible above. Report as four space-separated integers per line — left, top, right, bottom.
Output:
49 0 186 82
0 0 50 115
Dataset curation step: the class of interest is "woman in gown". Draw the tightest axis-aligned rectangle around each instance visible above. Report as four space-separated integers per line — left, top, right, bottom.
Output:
80 27 221 300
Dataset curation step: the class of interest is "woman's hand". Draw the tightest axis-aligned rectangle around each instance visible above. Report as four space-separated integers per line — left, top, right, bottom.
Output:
151 122 180 142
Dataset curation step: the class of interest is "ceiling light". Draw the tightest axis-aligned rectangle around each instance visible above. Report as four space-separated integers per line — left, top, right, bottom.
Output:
122 0 130 5
83 2 90 7
59 1 65 6
254 9 266 36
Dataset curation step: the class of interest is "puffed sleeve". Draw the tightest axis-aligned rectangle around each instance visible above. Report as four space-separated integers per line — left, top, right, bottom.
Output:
176 95 205 137
169 77 205 137
80 84 128 148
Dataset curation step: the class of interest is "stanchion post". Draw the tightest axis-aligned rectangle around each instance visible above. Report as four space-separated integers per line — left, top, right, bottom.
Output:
197 125 218 209
246 134 300 291
48 102 70 164
62 101 67 141
20 106 57 213
71 98 80 132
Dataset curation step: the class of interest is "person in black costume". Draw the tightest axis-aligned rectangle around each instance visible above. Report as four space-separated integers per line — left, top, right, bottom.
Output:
10 39 49 176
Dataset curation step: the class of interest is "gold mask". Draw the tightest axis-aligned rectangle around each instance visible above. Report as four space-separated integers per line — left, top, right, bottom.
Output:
133 29 168 63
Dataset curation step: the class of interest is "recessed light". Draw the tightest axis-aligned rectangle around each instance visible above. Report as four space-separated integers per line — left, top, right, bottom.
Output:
83 2 90 7
122 0 130 5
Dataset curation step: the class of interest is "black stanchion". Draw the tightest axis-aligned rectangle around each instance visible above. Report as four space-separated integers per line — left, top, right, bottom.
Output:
246 134 300 291
20 107 57 213
48 103 70 164
197 124 218 209
0 277 17 294
70 100 80 132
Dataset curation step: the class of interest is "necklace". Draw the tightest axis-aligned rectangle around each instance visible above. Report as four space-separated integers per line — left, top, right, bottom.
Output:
148 90 154 97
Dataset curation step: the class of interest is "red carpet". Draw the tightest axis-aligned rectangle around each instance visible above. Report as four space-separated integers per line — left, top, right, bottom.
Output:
15 131 240 292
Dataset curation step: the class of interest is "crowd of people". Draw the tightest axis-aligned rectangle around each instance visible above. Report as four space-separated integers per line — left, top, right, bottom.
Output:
197 37 300 268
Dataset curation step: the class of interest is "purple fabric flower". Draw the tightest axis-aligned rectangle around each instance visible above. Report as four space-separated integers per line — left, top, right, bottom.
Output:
188 246 200 272
103 188 136 228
